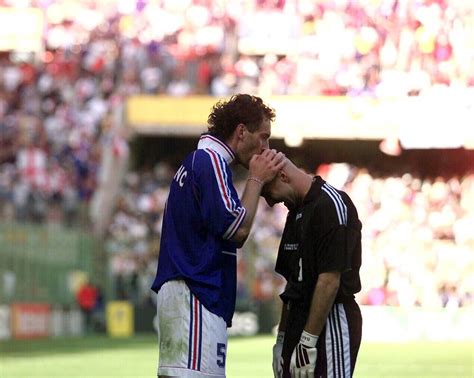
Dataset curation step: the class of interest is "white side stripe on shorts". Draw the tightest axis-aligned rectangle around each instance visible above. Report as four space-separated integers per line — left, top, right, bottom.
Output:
188 292 202 371
325 304 351 377
321 184 347 225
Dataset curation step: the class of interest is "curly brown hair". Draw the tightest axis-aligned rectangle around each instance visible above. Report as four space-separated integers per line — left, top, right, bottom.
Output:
207 94 276 140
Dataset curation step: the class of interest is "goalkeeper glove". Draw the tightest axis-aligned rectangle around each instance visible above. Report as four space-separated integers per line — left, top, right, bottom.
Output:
272 331 285 378
290 330 318 378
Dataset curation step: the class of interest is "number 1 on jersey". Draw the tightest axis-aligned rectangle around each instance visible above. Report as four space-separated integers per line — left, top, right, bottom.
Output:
298 258 303 282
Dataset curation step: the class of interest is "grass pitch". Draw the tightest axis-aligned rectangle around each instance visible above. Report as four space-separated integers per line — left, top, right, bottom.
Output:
0 334 472 377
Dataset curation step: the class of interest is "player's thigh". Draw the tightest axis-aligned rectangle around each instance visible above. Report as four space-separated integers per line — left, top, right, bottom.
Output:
156 280 227 377
344 301 362 373
320 302 361 378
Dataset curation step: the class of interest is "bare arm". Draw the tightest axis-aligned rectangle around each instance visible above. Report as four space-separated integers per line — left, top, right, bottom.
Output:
232 179 264 248
304 271 341 336
231 150 285 246
277 301 290 333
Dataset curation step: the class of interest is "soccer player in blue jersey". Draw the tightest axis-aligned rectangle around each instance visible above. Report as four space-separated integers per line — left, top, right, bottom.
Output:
151 94 285 377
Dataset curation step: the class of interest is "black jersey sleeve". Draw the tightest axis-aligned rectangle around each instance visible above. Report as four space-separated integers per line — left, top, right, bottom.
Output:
316 225 350 273
314 185 362 274
316 224 352 274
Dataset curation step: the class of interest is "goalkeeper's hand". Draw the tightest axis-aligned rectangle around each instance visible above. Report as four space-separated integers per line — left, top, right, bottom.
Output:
272 331 285 378
290 330 318 378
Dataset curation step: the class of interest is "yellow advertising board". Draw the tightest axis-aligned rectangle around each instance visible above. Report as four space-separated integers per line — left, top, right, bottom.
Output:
126 95 215 135
106 301 134 338
126 94 474 149
125 95 394 140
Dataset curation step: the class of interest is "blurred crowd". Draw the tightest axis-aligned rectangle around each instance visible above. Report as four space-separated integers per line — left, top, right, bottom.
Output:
105 162 474 309
1 0 474 225
1 0 473 310
326 164 474 308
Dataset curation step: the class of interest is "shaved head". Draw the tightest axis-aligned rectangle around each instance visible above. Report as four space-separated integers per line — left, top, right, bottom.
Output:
261 156 313 209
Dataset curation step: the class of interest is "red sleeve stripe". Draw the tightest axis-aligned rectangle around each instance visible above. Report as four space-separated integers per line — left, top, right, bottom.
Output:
205 148 238 216
223 207 247 240
214 148 239 211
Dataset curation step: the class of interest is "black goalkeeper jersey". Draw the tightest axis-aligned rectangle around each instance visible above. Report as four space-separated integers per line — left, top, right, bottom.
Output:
275 176 362 307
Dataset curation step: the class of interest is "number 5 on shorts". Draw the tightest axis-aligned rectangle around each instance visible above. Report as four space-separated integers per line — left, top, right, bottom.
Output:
217 343 226 368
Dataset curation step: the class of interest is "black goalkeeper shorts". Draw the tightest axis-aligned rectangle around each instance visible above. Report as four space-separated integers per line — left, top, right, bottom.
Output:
281 299 362 378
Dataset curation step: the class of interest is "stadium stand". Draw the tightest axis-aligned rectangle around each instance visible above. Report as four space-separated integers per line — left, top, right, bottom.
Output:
103 163 473 311
2 0 474 225
0 1 473 334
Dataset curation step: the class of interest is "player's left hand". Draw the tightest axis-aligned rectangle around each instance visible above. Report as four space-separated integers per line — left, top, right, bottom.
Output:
290 330 318 378
272 331 285 378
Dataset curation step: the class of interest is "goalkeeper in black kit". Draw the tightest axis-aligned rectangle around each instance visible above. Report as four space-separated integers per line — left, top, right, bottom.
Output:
261 157 363 378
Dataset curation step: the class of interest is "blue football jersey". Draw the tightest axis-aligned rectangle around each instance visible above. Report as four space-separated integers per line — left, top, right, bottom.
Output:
151 134 246 326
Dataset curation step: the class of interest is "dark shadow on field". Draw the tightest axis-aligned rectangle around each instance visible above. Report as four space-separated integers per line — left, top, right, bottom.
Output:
0 334 157 358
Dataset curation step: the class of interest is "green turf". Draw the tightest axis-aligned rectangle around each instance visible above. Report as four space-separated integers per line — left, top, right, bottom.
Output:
0 334 472 377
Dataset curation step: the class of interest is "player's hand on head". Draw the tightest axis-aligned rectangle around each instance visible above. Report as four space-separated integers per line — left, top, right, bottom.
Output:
249 149 286 184
264 150 286 183
290 331 318 378
272 151 286 169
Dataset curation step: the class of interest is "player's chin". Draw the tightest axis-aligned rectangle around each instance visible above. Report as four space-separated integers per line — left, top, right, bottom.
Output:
265 198 277 207
236 157 248 169
273 200 285 207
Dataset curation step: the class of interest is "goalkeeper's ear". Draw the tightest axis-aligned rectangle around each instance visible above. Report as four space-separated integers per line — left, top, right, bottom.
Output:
278 168 289 183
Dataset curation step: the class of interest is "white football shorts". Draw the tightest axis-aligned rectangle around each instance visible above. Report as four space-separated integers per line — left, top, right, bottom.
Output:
156 280 227 377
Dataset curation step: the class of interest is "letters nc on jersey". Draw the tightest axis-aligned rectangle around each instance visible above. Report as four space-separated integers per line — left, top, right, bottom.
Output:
151 134 246 326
